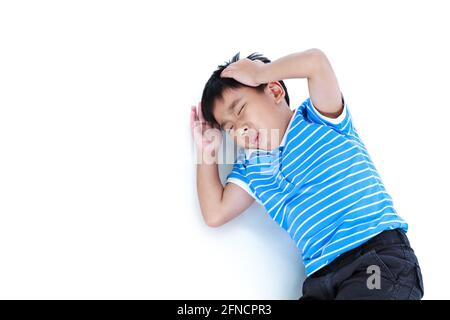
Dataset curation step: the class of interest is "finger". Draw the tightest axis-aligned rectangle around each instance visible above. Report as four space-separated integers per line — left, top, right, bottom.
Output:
220 68 232 78
190 106 196 129
195 104 200 117
192 125 202 142
190 108 196 139
197 101 206 123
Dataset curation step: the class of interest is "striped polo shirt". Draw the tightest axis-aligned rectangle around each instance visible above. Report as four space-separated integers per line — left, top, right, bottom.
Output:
226 93 408 277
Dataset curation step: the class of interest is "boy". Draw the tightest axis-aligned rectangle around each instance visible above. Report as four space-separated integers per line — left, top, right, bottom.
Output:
190 48 424 300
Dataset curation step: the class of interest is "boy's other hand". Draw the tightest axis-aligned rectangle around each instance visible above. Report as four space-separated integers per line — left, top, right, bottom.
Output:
190 101 222 162
220 58 266 87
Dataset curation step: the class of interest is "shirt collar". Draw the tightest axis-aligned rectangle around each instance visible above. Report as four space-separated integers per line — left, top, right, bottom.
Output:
243 107 299 159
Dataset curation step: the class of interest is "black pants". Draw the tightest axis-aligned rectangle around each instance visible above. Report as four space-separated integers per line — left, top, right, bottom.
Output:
299 228 424 300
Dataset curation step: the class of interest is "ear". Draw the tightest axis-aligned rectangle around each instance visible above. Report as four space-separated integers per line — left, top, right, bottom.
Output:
265 81 285 103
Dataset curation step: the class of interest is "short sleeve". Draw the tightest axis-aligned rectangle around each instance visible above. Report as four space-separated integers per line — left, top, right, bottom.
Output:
301 92 355 136
226 160 260 203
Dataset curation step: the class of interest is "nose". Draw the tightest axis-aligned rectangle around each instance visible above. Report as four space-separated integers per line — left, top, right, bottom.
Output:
237 125 250 138
236 125 258 145
241 126 249 136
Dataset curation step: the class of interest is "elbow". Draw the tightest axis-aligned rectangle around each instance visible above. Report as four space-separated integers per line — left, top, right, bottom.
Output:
307 48 330 76
308 48 326 60
203 210 224 228
205 215 224 228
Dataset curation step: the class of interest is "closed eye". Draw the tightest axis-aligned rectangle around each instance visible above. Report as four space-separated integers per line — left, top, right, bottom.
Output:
237 103 246 115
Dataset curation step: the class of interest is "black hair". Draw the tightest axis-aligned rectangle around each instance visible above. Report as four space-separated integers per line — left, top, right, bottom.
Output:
200 52 290 127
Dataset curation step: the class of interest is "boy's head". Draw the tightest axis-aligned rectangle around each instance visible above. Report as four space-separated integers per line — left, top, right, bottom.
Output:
201 52 291 151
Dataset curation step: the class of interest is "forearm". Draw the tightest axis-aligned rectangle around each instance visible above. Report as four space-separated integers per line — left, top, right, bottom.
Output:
258 48 326 83
196 151 224 225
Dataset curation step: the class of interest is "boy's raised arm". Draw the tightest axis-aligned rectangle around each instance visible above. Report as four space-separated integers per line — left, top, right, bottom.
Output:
191 102 255 227
263 48 343 118
228 48 343 118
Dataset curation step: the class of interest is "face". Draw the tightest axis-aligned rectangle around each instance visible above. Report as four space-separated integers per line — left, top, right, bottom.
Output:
213 81 292 151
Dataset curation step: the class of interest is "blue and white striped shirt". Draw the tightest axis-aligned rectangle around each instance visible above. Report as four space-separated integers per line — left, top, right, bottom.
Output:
226 93 408 277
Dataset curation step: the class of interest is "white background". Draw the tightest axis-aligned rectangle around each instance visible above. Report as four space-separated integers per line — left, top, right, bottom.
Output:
0 0 449 299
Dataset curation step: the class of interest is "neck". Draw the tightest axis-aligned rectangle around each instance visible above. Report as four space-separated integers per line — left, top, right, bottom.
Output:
278 107 294 145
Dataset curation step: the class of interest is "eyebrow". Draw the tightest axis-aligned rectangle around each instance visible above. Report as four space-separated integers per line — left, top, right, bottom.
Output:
219 96 243 128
